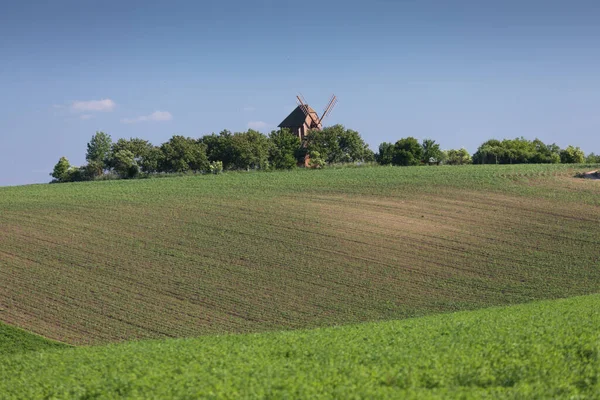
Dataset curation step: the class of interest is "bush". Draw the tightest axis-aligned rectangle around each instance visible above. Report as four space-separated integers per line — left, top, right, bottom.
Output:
209 161 223 174
560 145 585 164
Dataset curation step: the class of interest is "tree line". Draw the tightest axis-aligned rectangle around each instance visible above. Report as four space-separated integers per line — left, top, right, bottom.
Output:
51 128 598 183
376 137 594 166
50 125 374 182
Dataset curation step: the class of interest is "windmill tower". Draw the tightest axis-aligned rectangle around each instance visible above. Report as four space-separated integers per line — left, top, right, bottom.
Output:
278 94 338 140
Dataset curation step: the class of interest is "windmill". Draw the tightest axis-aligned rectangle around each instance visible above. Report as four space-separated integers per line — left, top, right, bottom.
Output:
278 94 338 140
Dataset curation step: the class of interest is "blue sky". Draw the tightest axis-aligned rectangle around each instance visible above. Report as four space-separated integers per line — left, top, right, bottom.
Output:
1 0 599 186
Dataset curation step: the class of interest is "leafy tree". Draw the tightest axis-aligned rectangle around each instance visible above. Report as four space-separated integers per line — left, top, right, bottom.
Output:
200 130 235 169
305 128 339 163
230 129 270 170
585 152 600 163
66 166 89 182
422 139 443 165
445 148 472 165
159 135 209 173
84 160 105 179
139 146 163 173
560 145 585 164
336 126 374 163
530 139 561 164
305 125 373 164
111 138 153 159
268 129 301 170
308 150 325 168
50 157 71 182
376 142 395 165
392 137 422 166
86 132 112 167
473 138 561 164
112 149 139 178
108 138 155 176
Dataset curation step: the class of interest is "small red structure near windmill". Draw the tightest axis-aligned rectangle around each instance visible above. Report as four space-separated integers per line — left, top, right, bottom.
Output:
278 94 337 166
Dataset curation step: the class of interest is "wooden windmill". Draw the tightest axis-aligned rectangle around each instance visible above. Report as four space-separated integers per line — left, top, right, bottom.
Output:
278 94 338 140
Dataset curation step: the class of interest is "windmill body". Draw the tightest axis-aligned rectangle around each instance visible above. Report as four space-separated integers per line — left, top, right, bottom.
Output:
277 105 321 140
278 94 337 140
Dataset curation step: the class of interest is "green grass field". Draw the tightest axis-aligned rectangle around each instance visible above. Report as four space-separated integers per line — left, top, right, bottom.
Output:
1 164 599 344
1 294 598 399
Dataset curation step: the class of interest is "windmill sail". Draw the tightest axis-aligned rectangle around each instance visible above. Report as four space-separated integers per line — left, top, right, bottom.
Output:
319 95 337 124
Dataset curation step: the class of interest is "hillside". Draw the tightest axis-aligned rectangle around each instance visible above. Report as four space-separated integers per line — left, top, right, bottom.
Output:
1 164 599 344
1 294 598 398
0 321 69 356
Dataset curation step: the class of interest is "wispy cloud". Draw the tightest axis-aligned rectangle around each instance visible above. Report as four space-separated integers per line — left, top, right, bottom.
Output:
242 106 256 112
121 110 173 124
247 121 269 130
79 114 93 120
71 99 116 112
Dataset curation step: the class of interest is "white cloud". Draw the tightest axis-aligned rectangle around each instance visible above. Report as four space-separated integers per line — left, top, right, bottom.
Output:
79 114 93 120
71 99 116 112
121 110 173 124
247 121 269 130
242 106 256 112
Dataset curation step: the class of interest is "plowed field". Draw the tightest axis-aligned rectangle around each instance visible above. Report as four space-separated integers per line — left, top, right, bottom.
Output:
1 164 599 344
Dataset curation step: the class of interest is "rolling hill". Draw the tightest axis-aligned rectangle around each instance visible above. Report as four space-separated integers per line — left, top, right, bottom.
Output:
1 294 598 398
0 164 599 344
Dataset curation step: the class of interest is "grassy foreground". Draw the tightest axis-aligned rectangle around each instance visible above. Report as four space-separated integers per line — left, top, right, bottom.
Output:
1 164 599 344
1 294 599 399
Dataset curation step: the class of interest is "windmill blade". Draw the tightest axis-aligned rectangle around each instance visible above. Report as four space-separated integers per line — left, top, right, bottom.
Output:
319 94 335 123
296 97 309 116
299 93 308 106
321 94 334 118
296 95 320 127
319 95 337 124
297 94 312 119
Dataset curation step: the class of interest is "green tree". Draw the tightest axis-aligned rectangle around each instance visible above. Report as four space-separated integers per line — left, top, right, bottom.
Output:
112 149 139 178
305 125 372 164
445 148 472 165
392 137 422 166
86 132 112 166
84 160 105 179
422 139 443 165
139 146 163 173
376 142 395 165
336 126 374 163
308 150 325 168
50 157 71 182
67 166 89 182
268 129 301 169
585 152 600 163
473 140 503 164
560 145 585 164
230 130 270 170
159 135 209 173
108 138 155 175
473 138 562 164
200 130 235 169
530 139 561 164
84 132 113 178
